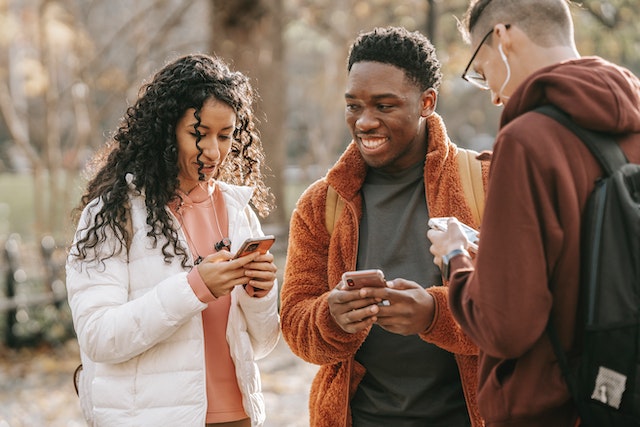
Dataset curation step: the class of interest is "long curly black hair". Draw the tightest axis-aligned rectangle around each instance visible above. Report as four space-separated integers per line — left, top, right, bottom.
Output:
347 26 442 92
71 53 274 266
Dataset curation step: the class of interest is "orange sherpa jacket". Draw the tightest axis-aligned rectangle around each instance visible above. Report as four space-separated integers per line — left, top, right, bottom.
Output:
281 113 490 427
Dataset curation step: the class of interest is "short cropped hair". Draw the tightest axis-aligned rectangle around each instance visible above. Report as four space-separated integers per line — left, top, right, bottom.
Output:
347 26 442 92
461 0 574 47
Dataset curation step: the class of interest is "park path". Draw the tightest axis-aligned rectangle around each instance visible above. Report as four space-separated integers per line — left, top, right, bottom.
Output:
0 338 318 427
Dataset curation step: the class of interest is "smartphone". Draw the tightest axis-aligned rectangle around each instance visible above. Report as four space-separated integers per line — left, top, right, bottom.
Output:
428 217 479 252
233 235 275 259
341 269 387 289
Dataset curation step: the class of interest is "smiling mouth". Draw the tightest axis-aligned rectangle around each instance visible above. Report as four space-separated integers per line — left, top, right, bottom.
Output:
359 136 387 150
196 163 217 173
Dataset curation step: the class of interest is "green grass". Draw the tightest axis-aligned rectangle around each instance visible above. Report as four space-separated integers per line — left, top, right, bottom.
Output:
0 172 315 244
0 173 37 239
0 172 86 242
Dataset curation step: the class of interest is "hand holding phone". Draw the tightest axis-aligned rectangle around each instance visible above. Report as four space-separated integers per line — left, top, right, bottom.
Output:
233 235 276 259
428 217 479 252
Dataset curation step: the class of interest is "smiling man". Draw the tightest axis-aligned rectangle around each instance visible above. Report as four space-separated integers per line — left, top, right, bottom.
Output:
280 27 490 427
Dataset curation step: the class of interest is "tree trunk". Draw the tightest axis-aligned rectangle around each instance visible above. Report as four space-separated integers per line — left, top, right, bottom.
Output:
209 0 287 229
426 0 439 44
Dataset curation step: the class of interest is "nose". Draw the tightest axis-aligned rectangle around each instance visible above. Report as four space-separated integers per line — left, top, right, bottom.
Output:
199 136 220 161
490 90 503 107
355 108 380 132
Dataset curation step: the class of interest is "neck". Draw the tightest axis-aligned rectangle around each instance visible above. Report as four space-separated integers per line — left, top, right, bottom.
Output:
522 44 580 77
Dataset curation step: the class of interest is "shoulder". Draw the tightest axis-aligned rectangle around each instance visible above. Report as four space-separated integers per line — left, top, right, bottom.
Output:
287 177 333 239
497 111 573 161
217 182 253 206
294 177 330 214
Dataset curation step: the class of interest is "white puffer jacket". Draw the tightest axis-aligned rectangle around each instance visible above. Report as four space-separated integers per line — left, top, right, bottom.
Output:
66 179 280 427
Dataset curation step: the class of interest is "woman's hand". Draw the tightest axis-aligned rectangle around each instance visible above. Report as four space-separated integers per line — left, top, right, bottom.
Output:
196 251 261 298
241 252 277 298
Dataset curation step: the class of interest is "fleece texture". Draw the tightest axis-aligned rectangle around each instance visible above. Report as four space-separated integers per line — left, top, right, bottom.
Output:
281 112 490 427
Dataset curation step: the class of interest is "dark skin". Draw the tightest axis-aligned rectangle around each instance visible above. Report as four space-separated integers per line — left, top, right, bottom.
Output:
328 279 436 336
328 61 437 336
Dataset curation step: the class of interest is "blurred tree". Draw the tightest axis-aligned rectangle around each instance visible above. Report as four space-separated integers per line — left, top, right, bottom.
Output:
279 0 640 186
0 0 94 239
0 0 208 240
283 0 430 182
573 0 640 72
0 0 639 242
209 0 287 227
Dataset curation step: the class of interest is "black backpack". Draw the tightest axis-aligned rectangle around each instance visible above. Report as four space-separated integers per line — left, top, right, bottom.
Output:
536 105 640 427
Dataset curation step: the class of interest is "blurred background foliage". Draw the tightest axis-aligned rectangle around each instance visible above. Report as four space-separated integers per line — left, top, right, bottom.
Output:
0 0 638 241
0 0 638 348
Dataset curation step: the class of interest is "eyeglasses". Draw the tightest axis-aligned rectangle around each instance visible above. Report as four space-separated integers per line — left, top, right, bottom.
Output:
461 24 511 90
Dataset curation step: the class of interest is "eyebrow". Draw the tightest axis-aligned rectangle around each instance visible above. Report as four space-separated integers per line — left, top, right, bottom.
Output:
344 93 402 100
187 123 235 131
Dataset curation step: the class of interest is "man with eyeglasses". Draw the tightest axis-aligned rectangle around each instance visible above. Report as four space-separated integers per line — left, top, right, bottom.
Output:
428 0 640 426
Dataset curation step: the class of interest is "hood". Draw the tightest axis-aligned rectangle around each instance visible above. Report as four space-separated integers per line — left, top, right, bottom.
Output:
502 57 640 134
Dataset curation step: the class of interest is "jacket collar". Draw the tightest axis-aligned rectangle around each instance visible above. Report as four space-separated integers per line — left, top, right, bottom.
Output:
326 112 457 201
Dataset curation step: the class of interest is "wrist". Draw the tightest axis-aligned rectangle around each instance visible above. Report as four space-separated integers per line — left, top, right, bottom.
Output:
441 248 470 280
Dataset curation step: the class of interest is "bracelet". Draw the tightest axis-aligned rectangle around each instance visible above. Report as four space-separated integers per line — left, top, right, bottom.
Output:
442 248 470 280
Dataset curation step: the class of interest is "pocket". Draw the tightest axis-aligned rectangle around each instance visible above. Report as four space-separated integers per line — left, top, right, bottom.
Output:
73 364 83 396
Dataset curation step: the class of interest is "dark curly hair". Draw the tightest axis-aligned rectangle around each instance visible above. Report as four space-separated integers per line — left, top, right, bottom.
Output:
72 53 274 266
347 26 442 92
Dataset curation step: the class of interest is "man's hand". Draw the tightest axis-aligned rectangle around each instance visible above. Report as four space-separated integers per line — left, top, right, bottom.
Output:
427 217 469 268
360 279 435 336
328 281 383 334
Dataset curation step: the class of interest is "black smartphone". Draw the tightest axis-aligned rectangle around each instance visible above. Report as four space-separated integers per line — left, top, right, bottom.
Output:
233 235 276 259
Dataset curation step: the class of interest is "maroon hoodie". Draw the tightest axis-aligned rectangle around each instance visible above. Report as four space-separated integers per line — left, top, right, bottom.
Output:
448 57 640 427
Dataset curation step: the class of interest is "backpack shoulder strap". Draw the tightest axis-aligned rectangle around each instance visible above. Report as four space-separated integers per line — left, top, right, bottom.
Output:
325 184 345 235
534 105 628 175
536 104 627 425
457 148 486 225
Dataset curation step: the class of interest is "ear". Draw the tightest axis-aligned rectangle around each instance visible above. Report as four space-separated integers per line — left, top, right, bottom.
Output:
420 88 437 117
493 23 512 54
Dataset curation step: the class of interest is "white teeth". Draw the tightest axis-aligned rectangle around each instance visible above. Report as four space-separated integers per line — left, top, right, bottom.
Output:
360 137 386 150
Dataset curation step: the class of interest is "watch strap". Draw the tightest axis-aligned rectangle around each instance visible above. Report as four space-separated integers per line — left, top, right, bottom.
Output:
442 248 470 280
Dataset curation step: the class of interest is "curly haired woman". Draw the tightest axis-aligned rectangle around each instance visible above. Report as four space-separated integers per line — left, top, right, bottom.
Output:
66 54 280 427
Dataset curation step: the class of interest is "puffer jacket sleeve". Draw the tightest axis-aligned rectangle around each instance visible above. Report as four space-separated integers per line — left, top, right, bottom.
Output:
235 206 280 360
66 199 207 364
236 284 279 360
281 180 368 366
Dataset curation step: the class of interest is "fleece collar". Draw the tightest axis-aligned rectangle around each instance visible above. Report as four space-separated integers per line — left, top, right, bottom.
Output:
326 112 458 201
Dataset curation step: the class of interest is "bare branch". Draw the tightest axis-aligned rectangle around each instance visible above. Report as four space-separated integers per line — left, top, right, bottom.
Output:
0 81 41 168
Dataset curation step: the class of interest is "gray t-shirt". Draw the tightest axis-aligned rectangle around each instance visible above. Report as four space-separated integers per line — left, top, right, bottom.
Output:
351 161 470 427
